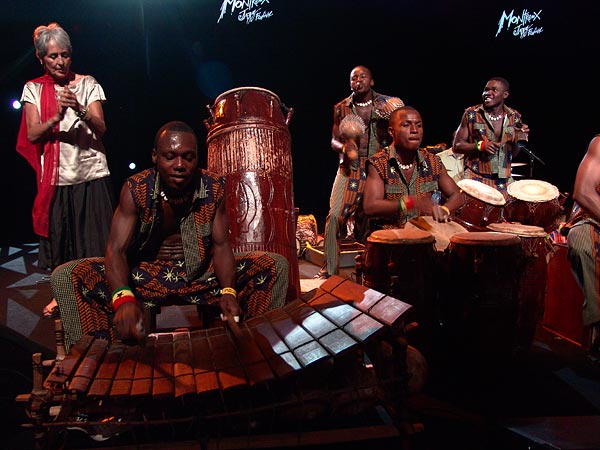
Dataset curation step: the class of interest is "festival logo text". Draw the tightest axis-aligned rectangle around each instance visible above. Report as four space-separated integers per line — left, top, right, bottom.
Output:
218 0 273 24
495 9 543 39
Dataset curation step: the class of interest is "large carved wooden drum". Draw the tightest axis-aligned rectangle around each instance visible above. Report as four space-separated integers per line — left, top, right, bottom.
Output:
205 87 299 302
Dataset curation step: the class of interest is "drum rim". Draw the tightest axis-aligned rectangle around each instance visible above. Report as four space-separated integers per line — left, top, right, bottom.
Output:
457 179 506 205
215 86 281 103
507 179 559 202
449 231 521 245
487 222 548 237
368 228 435 244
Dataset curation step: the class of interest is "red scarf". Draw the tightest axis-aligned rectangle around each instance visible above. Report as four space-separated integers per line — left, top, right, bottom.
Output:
16 74 60 238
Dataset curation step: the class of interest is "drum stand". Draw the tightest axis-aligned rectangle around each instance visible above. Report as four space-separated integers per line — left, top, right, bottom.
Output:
518 144 545 178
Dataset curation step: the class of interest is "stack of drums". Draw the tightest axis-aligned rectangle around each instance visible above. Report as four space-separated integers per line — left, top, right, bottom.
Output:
442 231 523 358
205 87 300 302
488 222 553 350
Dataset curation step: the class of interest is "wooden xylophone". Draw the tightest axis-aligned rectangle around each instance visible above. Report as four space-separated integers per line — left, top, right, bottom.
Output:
20 275 416 448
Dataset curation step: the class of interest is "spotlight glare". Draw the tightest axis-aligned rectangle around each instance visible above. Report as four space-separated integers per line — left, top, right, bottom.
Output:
128 162 137 170
12 100 22 110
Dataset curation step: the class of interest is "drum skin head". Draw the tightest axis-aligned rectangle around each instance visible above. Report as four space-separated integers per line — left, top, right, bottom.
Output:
488 222 547 237
368 228 435 244
507 179 559 203
458 179 506 206
450 231 521 246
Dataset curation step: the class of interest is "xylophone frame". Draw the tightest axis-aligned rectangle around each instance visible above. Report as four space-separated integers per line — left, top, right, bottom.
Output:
17 276 423 449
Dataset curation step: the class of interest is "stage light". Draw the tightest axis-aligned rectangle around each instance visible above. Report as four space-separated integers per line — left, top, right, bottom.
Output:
12 100 22 110
128 162 137 171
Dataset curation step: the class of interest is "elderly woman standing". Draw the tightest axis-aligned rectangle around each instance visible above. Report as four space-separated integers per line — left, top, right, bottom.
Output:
16 22 114 317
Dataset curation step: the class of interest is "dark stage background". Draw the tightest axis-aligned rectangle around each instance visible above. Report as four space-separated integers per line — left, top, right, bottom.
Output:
2 0 598 245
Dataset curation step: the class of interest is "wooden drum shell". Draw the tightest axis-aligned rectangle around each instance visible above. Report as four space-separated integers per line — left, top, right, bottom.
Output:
442 231 523 357
205 87 300 302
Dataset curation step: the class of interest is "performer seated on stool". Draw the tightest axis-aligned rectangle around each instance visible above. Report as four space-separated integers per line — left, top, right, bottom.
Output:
362 106 464 233
563 134 600 363
51 121 289 350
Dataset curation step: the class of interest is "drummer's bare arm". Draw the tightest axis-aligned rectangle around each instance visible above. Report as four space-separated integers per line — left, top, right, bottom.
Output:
363 163 403 217
439 170 465 215
452 114 477 155
211 197 241 318
106 184 138 294
331 109 344 153
573 135 600 222
453 114 499 156
105 183 144 342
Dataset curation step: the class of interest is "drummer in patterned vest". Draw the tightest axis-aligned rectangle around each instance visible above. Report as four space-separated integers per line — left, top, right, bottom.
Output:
362 106 464 232
51 121 289 350
452 76 530 194
316 65 404 279
563 134 600 364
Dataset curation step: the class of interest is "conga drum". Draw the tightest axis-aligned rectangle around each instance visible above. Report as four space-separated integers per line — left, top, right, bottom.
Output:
488 222 553 350
504 179 563 232
443 231 522 358
360 228 437 324
454 179 506 231
205 87 299 302
405 215 469 253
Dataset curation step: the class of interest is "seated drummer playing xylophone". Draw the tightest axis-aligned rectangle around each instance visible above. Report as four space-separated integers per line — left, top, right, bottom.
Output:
51 121 289 350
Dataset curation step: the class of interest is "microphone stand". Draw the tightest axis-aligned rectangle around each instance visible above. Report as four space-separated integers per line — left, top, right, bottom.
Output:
517 144 545 178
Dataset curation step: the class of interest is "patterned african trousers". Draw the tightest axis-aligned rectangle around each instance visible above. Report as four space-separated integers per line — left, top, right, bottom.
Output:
567 222 600 327
323 158 366 275
51 251 289 350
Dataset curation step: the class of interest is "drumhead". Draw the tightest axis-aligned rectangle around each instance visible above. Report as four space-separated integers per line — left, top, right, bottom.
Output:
368 228 435 244
458 179 506 206
507 179 559 202
405 216 468 251
488 222 547 237
215 86 281 103
450 231 521 246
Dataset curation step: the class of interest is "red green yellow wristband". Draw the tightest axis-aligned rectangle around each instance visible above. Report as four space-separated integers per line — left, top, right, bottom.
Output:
112 287 136 311
397 195 415 215
398 197 406 214
112 295 136 311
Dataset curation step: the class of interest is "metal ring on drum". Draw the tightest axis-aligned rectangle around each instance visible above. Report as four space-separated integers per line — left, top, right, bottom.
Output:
205 87 299 302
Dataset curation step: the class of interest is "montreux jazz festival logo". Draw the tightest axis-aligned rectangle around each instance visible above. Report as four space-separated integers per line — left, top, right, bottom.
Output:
218 0 274 24
495 8 543 39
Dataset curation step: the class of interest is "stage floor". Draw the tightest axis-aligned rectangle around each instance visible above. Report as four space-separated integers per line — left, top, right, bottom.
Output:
2 243 600 449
